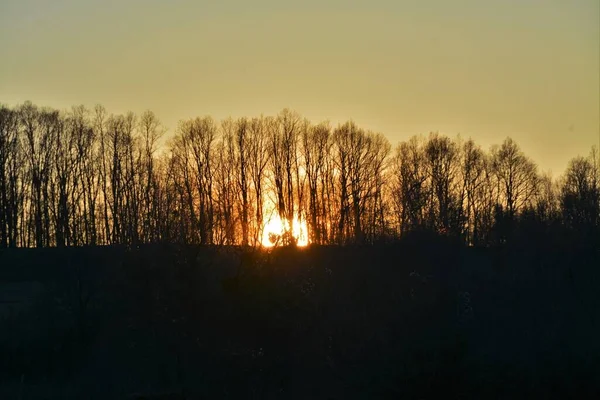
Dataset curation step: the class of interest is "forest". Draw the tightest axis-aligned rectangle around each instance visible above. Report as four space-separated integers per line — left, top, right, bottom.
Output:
0 101 599 249
1 101 599 398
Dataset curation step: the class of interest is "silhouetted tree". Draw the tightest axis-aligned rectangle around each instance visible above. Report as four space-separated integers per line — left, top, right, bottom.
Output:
247 116 270 245
0 101 597 248
268 109 302 245
235 117 250 246
561 149 600 244
423 133 461 235
302 121 330 243
21 102 59 247
460 139 486 245
391 136 428 235
491 138 539 219
490 138 539 241
0 105 22 247
215 120 237 244
138 110 164 243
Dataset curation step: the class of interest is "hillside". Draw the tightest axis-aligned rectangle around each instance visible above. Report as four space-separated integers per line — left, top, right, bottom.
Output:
1 242 599 399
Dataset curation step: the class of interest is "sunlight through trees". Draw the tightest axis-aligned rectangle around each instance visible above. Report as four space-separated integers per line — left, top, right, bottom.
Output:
0 102 598 248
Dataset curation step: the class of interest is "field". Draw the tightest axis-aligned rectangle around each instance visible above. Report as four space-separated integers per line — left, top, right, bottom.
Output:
1 240 599 399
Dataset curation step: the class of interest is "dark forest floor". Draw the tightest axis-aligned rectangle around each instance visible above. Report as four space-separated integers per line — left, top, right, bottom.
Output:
0 241 599 399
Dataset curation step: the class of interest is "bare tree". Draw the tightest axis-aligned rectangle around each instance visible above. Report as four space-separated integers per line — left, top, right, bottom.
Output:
138 110 165 243
166 136 197 243
267 109 301 244
561 149 600 233
302 121 330 243
423 133 461 235
3 101 597 248
20 102 59 247
214 121 237 244
0 105 22 247
332 122 353 242
94 105 112 244
362 132 391 242
67 105 100 246
460 139 486 244
52 108 77 246
391 136 428 236
491 137 539 220
177 116 217 244
247 116 270 245
235 117 250 246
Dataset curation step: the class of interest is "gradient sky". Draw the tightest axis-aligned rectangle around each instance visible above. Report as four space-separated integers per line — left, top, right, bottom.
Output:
1 0 598 174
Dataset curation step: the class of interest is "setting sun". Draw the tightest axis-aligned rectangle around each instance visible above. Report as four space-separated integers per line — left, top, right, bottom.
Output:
0 0 597 396
261 213 309 247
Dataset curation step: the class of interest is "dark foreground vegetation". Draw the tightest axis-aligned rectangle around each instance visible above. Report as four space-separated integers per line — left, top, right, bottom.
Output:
1 239 599 399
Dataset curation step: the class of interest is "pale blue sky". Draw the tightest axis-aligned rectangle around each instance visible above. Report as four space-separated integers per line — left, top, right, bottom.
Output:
1 0 598 174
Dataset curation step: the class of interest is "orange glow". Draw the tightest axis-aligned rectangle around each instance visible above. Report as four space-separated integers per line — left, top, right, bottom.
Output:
261 213 308 247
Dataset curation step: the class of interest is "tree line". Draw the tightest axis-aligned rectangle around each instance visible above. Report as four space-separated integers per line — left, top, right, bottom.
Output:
0 101 598 248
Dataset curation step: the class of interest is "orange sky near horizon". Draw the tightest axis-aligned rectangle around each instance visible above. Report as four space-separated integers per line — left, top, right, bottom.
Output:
1 0 598 175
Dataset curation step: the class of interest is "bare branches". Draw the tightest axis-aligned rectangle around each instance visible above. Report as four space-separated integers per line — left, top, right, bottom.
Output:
0 102 597 247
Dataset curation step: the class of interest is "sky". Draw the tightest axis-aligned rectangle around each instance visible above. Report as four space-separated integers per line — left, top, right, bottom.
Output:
1 0 598 175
